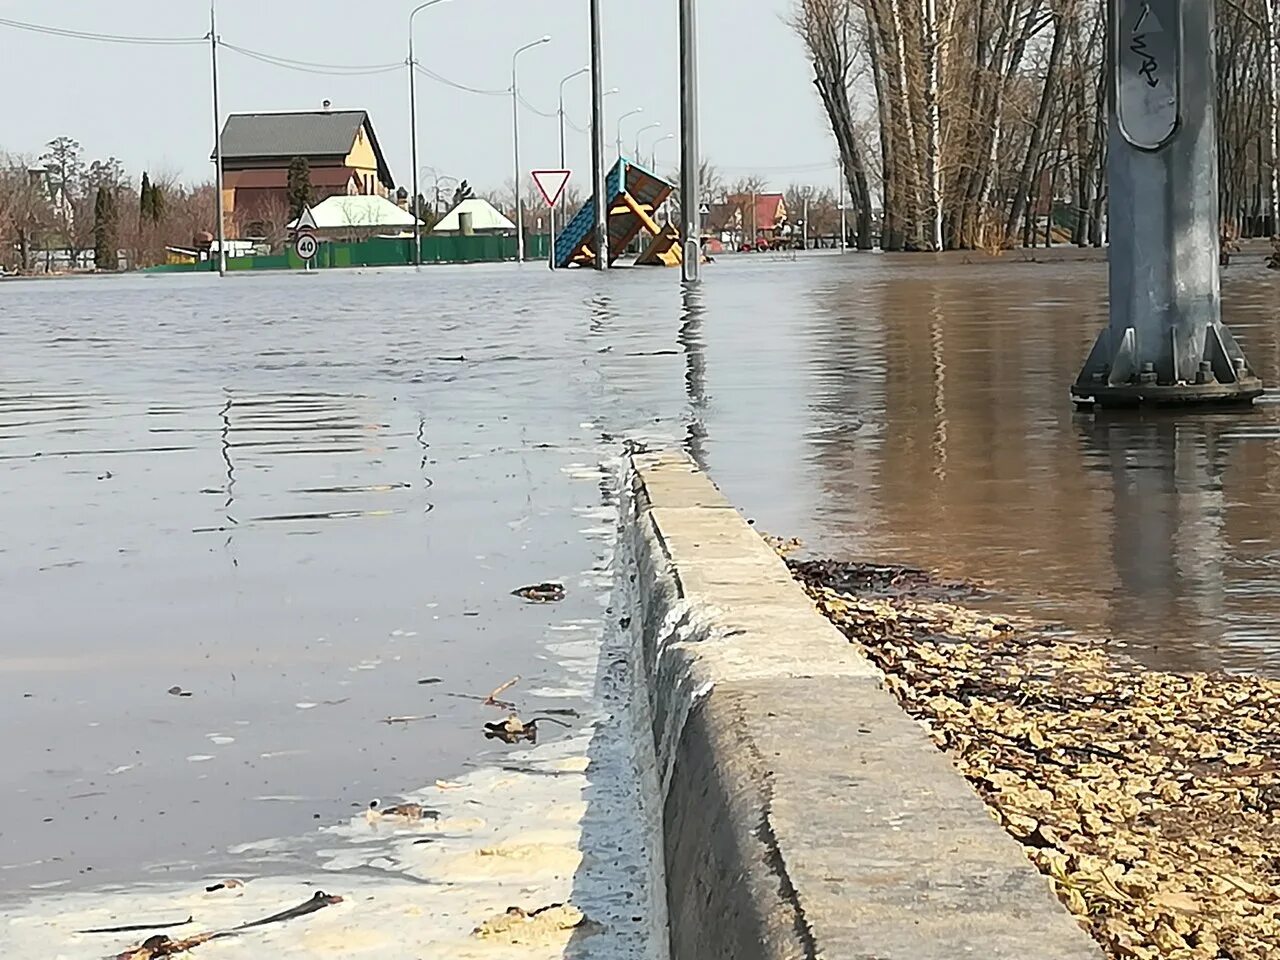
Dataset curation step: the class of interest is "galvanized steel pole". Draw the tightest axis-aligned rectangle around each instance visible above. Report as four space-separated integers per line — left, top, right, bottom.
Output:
679 0 702 282
589 0 608 270
1073 0 1263 406
511 36 550 265
210 0 226 277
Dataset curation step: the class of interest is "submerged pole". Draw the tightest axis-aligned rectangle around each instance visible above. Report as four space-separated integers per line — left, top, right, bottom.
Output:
1072 0 1263 407
678 0 702 283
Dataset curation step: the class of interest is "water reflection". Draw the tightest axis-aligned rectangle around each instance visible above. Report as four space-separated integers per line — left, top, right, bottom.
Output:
783 255 1280 674
678 285 708 470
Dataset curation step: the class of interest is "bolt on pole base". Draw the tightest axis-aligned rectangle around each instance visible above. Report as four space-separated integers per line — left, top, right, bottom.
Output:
1071 323 1265 408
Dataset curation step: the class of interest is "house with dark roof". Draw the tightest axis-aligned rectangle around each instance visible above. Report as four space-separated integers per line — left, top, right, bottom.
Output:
214 109 395 239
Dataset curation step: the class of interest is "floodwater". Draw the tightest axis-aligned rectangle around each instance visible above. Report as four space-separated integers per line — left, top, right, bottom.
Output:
2 251 1280 899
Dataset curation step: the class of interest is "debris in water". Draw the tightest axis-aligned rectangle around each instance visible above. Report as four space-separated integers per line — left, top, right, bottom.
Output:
166 686 192 698
448 675 521 711
511 582 566 603
379 714 436 725
204 878 245 894
417 677 443 685
761 533 804 556
483 713 572 745
473 903 586 943
79 916 194 935
236 891 343 930
113 933 220 959
366 799 441 824
796 558 1280 960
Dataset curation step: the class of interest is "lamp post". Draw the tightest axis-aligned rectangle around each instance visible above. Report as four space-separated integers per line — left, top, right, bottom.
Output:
801 184 813 251
616 107 643 161
633 122 661 163
511 35 552 263
647 132 675 170
408 0 451 269
558 67 589 172
678 0 702 282
209 0 226 277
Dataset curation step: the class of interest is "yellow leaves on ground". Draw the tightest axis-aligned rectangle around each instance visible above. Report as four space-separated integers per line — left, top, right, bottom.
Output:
797 570 1280 960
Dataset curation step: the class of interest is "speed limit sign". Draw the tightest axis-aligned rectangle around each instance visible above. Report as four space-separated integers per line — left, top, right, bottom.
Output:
294 232 319 261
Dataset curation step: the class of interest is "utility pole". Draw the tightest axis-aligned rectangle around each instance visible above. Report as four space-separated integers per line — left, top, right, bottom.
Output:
839 173 847 251
589 0 608 270
802 185 812 250
209 0 226 277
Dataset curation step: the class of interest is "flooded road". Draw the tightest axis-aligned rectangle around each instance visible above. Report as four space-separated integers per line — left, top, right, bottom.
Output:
2 251 1279 900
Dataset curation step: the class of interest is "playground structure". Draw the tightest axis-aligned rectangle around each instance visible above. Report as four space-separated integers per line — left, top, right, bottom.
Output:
555 159 680 268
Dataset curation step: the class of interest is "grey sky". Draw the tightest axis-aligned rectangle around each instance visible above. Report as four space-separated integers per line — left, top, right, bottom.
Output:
0 1 842 196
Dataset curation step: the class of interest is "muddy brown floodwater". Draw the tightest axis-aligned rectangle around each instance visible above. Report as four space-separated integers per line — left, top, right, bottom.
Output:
1 250 1279 903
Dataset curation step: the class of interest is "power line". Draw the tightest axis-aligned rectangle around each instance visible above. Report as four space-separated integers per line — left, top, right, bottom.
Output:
0 15 203 45
414 64 507 97
517 93 557 119
223 43 403 76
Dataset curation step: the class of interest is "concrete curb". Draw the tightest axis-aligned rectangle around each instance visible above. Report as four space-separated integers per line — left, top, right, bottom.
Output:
626 452 1103 960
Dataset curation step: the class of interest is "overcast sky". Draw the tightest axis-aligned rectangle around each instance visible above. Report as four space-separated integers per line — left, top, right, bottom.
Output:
0 0 843 196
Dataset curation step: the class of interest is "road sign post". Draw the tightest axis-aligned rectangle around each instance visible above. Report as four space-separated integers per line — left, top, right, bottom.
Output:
532 170 571 271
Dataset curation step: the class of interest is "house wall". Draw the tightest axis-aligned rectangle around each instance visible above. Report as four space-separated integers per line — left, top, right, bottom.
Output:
344 127 385 198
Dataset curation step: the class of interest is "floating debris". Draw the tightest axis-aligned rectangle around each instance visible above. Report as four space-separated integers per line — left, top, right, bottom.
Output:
760 533 804 556
379 714 436 725
204 879 245 894
166 686 192 698
511 582 566 603
80 916 193 935
113 933 219 959
473 903 587 943
366 799 440 824
110 891 342 958
483 714 572 745
235 891 342 930
795 558 1280 960
448 676 521 711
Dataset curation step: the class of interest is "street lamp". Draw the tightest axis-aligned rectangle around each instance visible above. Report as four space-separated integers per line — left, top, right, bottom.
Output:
633 122 661 163
616 107 643 161
511 34 552 263
647 132 675 170
558 66 588 172
408 0 452 269
801 184 813 250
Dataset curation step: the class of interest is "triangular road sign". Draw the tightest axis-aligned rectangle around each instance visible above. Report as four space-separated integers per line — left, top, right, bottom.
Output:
294 204 318 232
531 170 572 208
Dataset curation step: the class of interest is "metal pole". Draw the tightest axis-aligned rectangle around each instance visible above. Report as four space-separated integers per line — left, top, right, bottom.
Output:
512 60 523 263
589 0 608 271
839 175 847 251
802 189 810 250
210 0 226 277
634 122 660 164
409 21 420 267
616 108 642 161
1073 0 1262 407
558 67 586 224
679 0 702 281
511 36 550 265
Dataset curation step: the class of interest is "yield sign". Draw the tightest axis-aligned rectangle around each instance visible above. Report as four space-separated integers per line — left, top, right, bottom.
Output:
531 169 571 207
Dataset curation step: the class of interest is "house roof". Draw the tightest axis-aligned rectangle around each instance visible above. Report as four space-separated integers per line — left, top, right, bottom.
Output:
431 198 517 233
215 110 394 187
287 195 422 232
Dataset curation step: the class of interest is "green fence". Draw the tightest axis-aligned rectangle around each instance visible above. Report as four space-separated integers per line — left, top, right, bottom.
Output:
148 234 552 274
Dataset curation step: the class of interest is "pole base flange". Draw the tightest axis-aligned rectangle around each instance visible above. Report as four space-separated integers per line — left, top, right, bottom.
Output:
1071 377 1265 408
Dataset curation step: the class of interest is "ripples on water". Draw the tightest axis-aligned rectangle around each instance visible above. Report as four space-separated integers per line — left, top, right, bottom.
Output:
3 254 1280 892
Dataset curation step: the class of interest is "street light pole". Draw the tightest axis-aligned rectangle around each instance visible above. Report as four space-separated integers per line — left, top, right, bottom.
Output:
408 0 451 270
209 0 226 277
648 132 674 170
512 35 551 264
589 0 608 270
678 0 702 282
558 66 588 225
802 185 813 251
634 122 660 164
616 107 643 161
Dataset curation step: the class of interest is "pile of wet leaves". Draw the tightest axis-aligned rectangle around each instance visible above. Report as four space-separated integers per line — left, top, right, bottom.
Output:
792 559 1280 960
